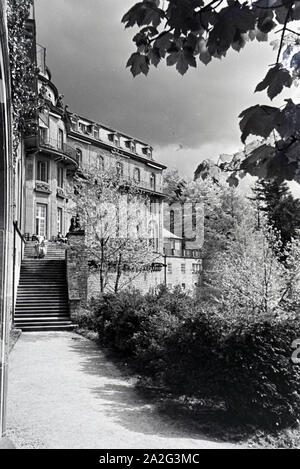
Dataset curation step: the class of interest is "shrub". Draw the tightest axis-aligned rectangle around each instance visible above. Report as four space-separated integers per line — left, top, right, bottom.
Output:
94 289 146 355
93 288 300 429
72 307 97 331
217 317 300 428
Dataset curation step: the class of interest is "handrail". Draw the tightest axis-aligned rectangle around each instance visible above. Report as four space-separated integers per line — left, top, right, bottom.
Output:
12 221 26 322
13 221 26 244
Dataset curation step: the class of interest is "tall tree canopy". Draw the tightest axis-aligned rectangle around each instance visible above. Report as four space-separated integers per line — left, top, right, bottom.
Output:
122 0 300 183
251 179 300 247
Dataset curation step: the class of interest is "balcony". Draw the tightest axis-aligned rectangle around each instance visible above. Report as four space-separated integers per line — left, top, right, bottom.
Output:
164 248 202 259
39 135 79 167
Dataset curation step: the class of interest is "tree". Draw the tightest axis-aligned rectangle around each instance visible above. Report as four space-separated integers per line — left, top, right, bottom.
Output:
251 179 300 247
163 168 187 203
206 209 300 321
70 164 160 294
122 0 300 182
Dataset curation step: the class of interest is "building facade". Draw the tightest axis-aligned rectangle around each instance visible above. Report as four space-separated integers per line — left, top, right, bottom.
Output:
163 201 204 292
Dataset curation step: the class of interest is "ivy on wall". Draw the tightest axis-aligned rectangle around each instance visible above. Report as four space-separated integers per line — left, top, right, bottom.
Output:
7 0 41 163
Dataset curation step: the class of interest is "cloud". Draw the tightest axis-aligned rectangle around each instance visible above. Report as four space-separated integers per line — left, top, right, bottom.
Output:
35 0 299 176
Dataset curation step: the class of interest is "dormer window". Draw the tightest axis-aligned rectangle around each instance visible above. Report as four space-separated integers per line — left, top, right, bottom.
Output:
94 127 99 140
142 146 152 159
108 133 120 147
125 140 136 153
79 122 87 134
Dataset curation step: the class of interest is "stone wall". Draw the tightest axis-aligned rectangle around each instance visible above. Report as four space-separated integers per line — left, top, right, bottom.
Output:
88 261 165 298
66 231 88 317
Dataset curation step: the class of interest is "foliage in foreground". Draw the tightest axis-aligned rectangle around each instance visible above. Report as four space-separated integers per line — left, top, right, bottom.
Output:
82 285 300 430
123 0 300 184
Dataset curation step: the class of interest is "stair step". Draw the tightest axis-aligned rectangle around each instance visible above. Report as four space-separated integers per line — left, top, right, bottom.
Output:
15 253 72 331
15 314 70 319
18 325 75 332
15 316 71 322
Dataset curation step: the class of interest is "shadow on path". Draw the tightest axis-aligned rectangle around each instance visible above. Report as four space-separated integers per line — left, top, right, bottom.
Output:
69 335 237 445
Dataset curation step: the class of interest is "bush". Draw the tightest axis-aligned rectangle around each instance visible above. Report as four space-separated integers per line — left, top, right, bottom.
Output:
93 288 300 429
217 317 300 428
72 307 97 331
94 289 146 355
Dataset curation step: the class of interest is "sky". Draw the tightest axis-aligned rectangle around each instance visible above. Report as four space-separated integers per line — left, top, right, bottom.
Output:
35 0 300 179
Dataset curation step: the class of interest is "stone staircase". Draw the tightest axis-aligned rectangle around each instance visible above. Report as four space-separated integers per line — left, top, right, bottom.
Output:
14 242 74 332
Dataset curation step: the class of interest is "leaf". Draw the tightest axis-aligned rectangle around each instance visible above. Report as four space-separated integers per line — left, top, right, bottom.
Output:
255 65 292 100
291 51 300 73
148 47 161 67
126 52 149 77
291 2 300 20
198 38 211 65
122 1 164 29
166 50 196 75
239 105 281 143
276 100 300 139
207 3 256 57
240 144 276 179
153 31 174 55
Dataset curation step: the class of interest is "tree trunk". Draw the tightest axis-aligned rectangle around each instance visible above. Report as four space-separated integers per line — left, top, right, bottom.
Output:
114 253 122 293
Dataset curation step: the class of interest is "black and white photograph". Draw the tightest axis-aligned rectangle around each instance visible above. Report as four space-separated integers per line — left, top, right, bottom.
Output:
1 0 300 452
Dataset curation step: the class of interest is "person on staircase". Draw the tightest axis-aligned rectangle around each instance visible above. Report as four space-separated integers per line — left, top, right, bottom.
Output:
34 235 47 258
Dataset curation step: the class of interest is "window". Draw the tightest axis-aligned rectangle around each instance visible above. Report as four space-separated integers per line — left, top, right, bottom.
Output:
116 162 123 178
167 263 172 274
142 146 152 158
181 264 186 274
57 166 64 188
133 168 140 183
58 129 64 150
192 264 201 274
109 133 120 147
79 122 87 133
182 283 186 290
126 140 136 153
57 207 63 235
192 203 197 231
37 160 48 182
98 155 104 171
94 128 99 139
76 148 83 165
170 209 175 234
150 173 156 191
39 127 48 144
36 204 47 237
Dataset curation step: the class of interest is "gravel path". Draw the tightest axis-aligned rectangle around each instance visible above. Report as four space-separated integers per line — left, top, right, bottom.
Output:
7 332 238 449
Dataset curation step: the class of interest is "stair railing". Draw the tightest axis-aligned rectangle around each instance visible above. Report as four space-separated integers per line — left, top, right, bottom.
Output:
12 221 26 321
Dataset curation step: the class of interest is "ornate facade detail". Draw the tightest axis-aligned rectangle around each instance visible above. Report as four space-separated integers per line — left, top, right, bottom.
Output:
56 187 65 199
35 181 51 194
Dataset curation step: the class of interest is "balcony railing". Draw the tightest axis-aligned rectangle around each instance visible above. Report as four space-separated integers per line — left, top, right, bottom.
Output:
164 248 202 259
39 136 79 165
137 179 162 195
